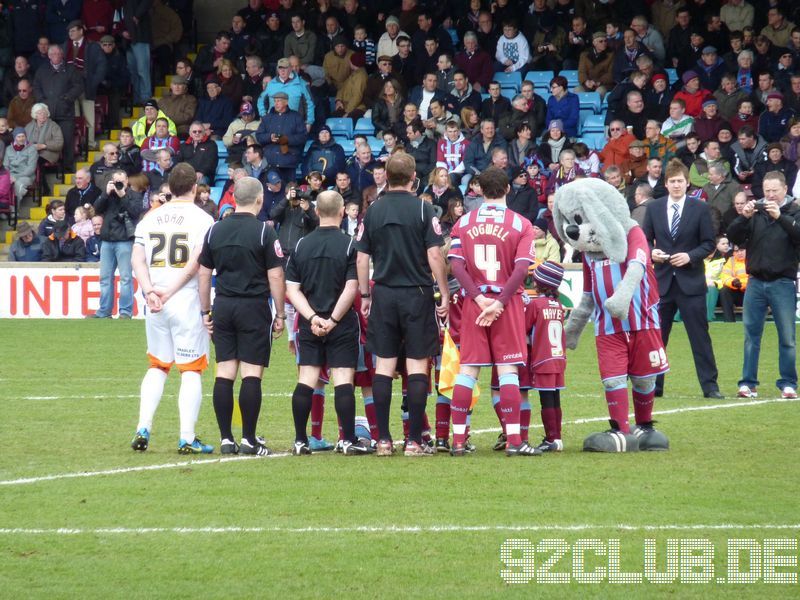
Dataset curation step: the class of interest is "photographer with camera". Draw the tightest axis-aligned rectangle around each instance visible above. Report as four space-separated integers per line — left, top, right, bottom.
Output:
269 182 319 265
727 171 800 400
89 170 143 319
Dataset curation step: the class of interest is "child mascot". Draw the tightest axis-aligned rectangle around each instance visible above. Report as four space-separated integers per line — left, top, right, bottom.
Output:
553 178 670 452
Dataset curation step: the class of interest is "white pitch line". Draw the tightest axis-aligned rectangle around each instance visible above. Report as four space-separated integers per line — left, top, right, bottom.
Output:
1 524 799 536
468 395 800 436
1 396 797 487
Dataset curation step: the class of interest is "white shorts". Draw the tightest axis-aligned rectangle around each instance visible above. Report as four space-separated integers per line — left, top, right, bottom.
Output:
146 289 209 372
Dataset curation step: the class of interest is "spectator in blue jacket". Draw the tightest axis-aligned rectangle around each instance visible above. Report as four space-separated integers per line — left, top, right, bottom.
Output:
258 58 316 131
545 75 580 137
758 92 795 143
304 124 345 182
255 91 307 182
196 78 236 139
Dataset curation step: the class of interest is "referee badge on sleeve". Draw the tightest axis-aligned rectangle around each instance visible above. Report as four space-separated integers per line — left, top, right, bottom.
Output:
356 222 364 241
431 217 442 236
274 239 284 258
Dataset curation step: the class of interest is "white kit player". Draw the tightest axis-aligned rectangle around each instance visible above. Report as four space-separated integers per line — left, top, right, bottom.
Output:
130 164 216 454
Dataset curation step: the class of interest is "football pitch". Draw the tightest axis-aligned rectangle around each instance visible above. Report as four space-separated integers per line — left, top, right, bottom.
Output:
1 319 798 598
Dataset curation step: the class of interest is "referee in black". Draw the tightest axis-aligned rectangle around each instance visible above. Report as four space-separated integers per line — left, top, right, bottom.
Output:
355 152 449 457
198 176 286 457
285 190 372 456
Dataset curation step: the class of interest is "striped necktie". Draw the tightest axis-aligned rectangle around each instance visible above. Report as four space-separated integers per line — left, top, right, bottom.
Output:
670 203 680 239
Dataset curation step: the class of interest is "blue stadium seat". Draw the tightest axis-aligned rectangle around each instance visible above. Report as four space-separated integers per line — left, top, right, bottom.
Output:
481 92 490 101
326 117 353 139
303 139 313 154
525 70 554 90
665 68 678 85
215 161 229 178
578 109 594 134
577 91 602 113
459 184 467 196
365 136 382 154
215 140 228 159
560 69 579 89
581 132 606 150
338 139 356 155
581 114 606 134
354 117 375 136
493 71 522 92
209 186 223 204
501 88 516 102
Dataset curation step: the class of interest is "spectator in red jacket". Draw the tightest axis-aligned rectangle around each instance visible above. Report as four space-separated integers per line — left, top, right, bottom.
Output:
673 70 713 117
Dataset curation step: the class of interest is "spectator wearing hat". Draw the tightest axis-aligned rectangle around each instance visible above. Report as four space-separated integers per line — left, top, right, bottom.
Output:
158 75 197 137
41 219 86 262
751 143 798 198
781 117 800 170
695 46 726 93
255 90 307 183
503 166 537 222
759 92 796 143
177 121 219 184
80 0 114 43
532 216 561 262
645 73 674 122
33 44 82 171
323 36 354 91
729 97 759 137
364 55 402 110
537 118 573 173
96 35 129 130
612 28 650 84
131 99 177 146
774 50 796 95
45 0 81 45
304 125 345 183
545 76 579 137
258 169 285 220
222 102 261 164
196 78 236 139
377 16 408 58
333 52 368 122
4 127 36 198
259 58 316 132
694 98 729 143
576 31 614 98
8 221 43 262
673 71 713 118
621 139 649 183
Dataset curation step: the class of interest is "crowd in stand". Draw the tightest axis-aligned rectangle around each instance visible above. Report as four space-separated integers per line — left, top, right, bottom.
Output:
4 0 800 305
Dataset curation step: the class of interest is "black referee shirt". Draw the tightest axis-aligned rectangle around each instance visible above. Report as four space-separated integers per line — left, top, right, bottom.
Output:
285 226 356 315
198 212 283 298
354 190 443 286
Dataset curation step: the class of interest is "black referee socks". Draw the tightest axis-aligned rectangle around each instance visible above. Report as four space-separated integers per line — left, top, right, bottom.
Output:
334 384 357 442
372 374 393 441
292 383 314 444
213 377 235 441
406 374 429 444
239 376 262 445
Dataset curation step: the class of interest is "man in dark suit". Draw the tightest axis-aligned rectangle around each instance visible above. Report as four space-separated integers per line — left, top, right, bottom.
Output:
643 159 724 399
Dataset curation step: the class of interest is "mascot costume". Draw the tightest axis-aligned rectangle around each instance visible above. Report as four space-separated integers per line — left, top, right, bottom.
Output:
553 178 669 452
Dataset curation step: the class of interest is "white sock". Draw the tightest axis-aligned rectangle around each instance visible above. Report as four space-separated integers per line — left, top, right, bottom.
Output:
138 368 168 431
178 371 203 442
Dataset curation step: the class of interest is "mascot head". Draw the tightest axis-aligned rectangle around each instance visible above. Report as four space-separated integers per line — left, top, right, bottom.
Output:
552 178 637 264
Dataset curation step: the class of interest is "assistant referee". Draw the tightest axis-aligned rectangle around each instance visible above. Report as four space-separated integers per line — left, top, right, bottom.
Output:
355 152 449 457
198 176 286 457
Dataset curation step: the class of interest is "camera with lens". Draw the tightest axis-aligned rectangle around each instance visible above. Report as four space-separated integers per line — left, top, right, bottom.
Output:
114 181 125 191
295 189 313 201
754 199 767 211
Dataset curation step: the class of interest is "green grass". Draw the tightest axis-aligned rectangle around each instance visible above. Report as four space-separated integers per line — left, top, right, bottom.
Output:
1 319 799 598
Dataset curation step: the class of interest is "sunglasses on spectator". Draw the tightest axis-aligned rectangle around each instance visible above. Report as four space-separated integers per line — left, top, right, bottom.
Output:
610 127 622 131
190 129 204 134
107 151 119 155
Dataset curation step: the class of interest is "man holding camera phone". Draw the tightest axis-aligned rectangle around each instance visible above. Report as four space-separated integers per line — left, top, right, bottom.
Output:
727 171 800 400
90 170 143 318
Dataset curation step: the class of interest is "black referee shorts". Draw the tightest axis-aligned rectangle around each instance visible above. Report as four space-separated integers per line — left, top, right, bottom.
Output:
366 284 439 360
297 310 359 368
211 295 273 367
